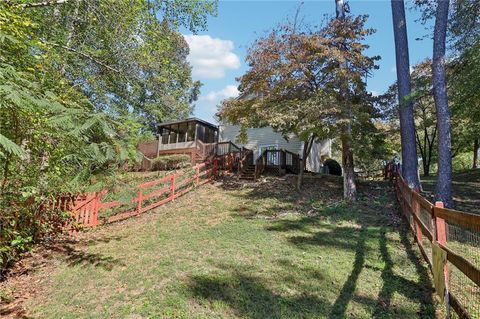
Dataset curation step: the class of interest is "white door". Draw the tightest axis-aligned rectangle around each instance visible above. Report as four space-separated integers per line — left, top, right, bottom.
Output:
258 144 278 165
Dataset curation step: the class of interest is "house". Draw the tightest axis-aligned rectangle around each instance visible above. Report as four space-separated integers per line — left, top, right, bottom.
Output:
137 118 219 169
218 124 331 173
138 118 331 174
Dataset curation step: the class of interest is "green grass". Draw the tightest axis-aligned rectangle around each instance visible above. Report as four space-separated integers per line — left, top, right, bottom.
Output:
421 168 480 214
24 176 437 318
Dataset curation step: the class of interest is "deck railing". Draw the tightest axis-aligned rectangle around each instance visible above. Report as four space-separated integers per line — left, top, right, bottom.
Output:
285 150 301 174
253 149 301 180
386 164 480 319
195 140 216 159
216 141 242 156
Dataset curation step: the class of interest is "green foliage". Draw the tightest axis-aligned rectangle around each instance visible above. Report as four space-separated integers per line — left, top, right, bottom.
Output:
452 152 474 172
151 154 191 171
25 0 216 129
324 158 342 176
219 14 382 195
0 1 216 274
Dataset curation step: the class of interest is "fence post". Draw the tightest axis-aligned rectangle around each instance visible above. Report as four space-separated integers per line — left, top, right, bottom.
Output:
171 174 176 201
434 201 450 317
137 190 143 214
93 192 101 226
413 188 422 243
196 165 200 186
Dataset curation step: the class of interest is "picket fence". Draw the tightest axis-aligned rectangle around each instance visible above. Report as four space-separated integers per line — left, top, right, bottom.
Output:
61 160 222 230
387 164 480 319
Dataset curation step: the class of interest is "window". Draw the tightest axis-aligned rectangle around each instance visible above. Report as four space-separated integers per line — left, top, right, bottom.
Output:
178 123 188 143
170 124 178 144
187 122 196 141
197 125 205 142
161 127 170 144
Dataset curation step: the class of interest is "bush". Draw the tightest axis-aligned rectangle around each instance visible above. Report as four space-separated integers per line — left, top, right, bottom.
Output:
324 158 342 176
151 154 191 171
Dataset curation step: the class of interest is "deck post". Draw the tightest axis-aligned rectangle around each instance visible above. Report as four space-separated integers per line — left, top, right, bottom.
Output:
157 132 161 157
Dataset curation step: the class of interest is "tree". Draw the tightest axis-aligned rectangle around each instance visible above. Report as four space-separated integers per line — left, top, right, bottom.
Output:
219 14 379 201
23 0 216 129
0 0 217 272
391 0 421 189
432 0 453 207
449 0 480 169
335 0 357 200
410 61 437 177
379 61 438 177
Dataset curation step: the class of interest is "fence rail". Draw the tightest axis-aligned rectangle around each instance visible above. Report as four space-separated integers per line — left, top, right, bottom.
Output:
386 164 480 319
58 153 244 231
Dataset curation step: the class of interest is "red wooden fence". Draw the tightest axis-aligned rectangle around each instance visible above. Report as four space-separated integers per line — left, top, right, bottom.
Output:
66 160 220 230
387 165 480 319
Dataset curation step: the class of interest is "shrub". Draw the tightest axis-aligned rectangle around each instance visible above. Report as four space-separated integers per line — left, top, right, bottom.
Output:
324 158 342 176
151 154 191 171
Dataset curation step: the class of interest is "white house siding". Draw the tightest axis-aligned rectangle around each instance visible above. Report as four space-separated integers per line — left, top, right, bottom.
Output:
219 124 331 172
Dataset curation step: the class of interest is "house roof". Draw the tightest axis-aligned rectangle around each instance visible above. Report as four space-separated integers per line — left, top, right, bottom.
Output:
157 117 218 130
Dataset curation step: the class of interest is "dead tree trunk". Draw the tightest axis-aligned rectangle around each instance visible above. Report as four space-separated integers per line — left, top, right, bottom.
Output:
432 0 453 208
391 0 421 189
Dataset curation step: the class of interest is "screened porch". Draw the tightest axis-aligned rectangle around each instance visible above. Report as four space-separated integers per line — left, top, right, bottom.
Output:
157 118 218 152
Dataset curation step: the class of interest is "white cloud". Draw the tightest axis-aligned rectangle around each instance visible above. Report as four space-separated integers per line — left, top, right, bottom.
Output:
200 85 239 105
370 90 379 97
184 35 240 79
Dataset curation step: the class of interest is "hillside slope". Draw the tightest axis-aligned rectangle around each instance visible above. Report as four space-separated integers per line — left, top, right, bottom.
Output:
1 176 438 318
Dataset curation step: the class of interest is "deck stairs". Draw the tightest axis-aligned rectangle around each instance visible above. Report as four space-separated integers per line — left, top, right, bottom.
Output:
239 164 256 180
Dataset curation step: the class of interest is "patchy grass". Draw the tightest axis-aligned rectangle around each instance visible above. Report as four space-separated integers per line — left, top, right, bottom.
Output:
1 175 438 318
421 168 480 214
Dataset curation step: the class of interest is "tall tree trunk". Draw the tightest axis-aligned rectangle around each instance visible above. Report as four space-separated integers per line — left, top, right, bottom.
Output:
335 0 356 201
302 135 315 170
432 0 453 208
473 138 478 169
341 131 357 200
391 0 421 189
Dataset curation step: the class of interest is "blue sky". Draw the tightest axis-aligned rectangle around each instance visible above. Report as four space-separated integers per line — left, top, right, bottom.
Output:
183 0 433 123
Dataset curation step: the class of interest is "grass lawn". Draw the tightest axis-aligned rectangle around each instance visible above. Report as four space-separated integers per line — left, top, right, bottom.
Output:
421 168 480 214
1 176 438 318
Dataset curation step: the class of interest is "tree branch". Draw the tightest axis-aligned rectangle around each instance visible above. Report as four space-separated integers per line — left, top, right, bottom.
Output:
43 41 120 73
4 0 69 8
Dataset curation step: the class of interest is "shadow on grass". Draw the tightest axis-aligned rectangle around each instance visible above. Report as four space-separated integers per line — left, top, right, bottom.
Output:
46 241 125 271
421 169 480 214
215 176 436 318
373 227 435 318
328 225 367 319
188 271 331 319
0 302 34 319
